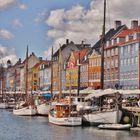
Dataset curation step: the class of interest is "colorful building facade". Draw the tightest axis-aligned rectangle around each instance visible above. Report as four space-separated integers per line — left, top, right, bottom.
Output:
118 21 140 89
88 50 101 89
66 48 90 89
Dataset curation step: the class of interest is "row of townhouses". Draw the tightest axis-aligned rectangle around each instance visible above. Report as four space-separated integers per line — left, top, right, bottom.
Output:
0 20 140 93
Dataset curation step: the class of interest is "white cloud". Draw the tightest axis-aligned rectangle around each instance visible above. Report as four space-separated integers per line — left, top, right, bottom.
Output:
0 0 16 10
19 3 27 10
46 9 66 29
65 4 85 21
45 0 140 58
0 44 18 66
12 19 23 28
35 9 48 24
0 29 14 39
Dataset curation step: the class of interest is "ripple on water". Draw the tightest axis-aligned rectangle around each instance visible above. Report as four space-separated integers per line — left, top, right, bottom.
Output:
0 110 140 140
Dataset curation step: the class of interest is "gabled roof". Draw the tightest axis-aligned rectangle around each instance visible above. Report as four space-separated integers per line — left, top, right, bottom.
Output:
53 41 91 57
91 25 127 52
33 60 50 69
72 48 90 63
115 26 140 38
22 52 37 64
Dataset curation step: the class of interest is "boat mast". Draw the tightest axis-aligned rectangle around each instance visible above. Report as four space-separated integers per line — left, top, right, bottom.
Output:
15 69 17 94
25 46 29 98
50 46 53 96
69 72 71 117
59 46 62 101
100 0 106 90
1 66 3 99
77 52 80 96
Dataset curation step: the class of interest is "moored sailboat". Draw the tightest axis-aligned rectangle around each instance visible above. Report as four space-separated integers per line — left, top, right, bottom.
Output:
82 89 123 126
49 102 82 126
48 46 82 126
0 102 8 109
13 103 36 116
13 46 37 116
36 47 54 116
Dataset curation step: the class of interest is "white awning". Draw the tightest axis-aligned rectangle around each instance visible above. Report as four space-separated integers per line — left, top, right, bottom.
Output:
85 89 140 100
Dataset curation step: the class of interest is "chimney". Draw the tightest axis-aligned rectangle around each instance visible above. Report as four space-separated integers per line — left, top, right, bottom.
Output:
66 39 69 45
131 20 138 28
7 60 12 68
115 20 122 29
18 58 21 63
81 40 84 44
39 57 42 61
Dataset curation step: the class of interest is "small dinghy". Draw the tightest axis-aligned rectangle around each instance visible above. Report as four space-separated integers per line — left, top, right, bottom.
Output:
98 124 131 130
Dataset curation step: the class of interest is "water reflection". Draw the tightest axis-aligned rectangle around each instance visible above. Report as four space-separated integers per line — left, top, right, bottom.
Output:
0 110 140 140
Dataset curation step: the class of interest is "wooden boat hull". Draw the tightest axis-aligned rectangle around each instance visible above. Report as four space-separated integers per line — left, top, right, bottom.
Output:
13 106 37 116
49 113 82 126
0 103 8 109
82 110 122 126
37 103 50 115
98 124 131 130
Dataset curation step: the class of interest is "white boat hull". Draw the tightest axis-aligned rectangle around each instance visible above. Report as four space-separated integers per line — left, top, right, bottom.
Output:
0 103 8 109
49 113 82 126
98 124 131 130
37 103 50 115
83 110 122 125
13 106 37 116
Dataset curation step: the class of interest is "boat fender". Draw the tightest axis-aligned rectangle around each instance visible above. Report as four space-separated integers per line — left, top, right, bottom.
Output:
121 109 137 127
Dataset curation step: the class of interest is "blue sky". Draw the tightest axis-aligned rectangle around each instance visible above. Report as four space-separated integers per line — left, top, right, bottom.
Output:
0 0 91 64
0 0 140 65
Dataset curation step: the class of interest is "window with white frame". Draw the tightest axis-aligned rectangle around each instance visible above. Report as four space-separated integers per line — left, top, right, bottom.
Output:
115 59 118 67
135 56 138 64
111 49 114 56
120 47 123 54
128 58 130 65
120 60 123 66
115 48 118 55
135 43 139 52
128 46 130 53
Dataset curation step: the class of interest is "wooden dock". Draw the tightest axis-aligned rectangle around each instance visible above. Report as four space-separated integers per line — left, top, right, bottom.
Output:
130 127 140 131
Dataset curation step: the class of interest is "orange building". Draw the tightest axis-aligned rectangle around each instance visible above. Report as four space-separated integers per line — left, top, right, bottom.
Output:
88 50 101 89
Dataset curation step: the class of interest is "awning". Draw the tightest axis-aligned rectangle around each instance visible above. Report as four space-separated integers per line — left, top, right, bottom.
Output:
85 89 140 100
40 93 52 97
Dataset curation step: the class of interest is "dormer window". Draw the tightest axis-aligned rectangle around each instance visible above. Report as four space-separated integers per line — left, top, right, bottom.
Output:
129 35 133 40
116 37 120 44
125 35 129 42
84 55 87 61
111 39 114 45
77 59 79 65
106 40 110 47
133 32 137 40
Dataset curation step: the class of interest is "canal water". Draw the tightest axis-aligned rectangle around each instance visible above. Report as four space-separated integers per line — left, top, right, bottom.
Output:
0 110 140 140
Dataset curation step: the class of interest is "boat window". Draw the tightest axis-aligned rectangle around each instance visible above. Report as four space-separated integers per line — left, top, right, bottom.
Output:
71 98 75 102
78 98 81 102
